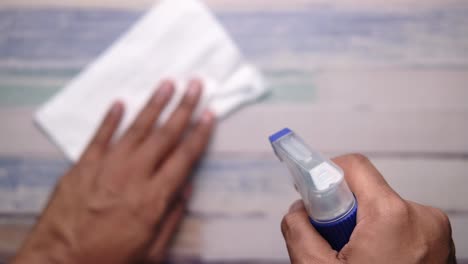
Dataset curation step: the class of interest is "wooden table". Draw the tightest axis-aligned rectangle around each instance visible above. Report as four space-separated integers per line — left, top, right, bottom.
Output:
1 0 468 262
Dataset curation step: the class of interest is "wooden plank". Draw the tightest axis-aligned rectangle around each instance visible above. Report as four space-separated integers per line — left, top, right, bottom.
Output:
213 105 468 154
1 156 467 260
1 156 467 214
313 70 468 109
0 0 465 10
0 108 62 158
189 156 468 215
451 215 468 259
2 214 468 261
1 4 467 263
371 158 468 210
2 104 468 157
201 215 288 262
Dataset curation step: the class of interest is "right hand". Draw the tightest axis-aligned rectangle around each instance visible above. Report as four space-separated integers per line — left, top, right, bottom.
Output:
281 154 456 264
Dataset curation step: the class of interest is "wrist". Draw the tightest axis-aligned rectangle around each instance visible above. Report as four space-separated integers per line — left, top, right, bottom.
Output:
12 228 76 264
12 244 74 264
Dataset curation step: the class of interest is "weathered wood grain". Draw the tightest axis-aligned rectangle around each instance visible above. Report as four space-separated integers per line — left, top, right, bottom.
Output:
1 2 467 262
1 156 467 260
2 101 468 157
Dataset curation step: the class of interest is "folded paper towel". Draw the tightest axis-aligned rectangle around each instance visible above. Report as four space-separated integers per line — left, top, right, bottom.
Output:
35 0 267 161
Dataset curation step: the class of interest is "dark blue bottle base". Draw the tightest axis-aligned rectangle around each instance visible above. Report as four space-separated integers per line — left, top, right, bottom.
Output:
310 203 358 251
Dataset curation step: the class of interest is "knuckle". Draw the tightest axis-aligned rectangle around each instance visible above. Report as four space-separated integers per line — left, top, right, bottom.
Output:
197 125 212 140
433 208 451 228
280 216 290 236
347 153 371 167
99 115 113 130
281 212 301 237
181 98 195 109
79 148 100 163
90 128 112 146
128 121 146 136
376 196 409 218
91 134 107 146
388 198 410 217
182 142 202 161
76 158 98 173
156 126 176 143
173 97 195 114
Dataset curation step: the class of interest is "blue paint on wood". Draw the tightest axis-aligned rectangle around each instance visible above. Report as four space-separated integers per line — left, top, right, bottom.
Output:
0 7 467 64
0 157 69 188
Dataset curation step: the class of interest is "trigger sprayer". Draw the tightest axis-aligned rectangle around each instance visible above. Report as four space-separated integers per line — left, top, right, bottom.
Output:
269 128 357 250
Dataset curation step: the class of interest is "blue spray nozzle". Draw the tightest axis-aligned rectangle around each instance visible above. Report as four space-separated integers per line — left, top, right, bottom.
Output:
269 127 292 143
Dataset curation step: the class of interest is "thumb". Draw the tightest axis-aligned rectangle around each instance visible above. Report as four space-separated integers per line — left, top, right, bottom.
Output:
281 200 340 264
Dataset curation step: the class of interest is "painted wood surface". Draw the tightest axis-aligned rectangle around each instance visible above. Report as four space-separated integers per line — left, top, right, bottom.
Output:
0 0 467 262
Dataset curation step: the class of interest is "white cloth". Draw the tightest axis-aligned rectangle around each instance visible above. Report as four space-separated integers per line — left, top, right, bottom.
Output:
35 0 267 161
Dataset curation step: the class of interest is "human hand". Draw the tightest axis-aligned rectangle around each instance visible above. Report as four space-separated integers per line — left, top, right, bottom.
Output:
281 154 456 264
12 80 215 264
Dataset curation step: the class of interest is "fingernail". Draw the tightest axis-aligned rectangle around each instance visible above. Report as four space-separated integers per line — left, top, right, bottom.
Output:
111 101 124 116
289 200 304 213
186 80 202 99
200 110 214 124
153 81 174 103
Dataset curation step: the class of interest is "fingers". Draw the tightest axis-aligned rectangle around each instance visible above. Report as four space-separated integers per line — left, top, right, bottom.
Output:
281 200 339 263
332 154 395 205
144 201 185 263
144 185 192 263
116 81 175 151
79 101 124 163
150 110 215 214
136 80 204 173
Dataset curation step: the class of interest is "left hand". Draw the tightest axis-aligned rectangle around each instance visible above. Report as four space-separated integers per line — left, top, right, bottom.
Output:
12 79 215 264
